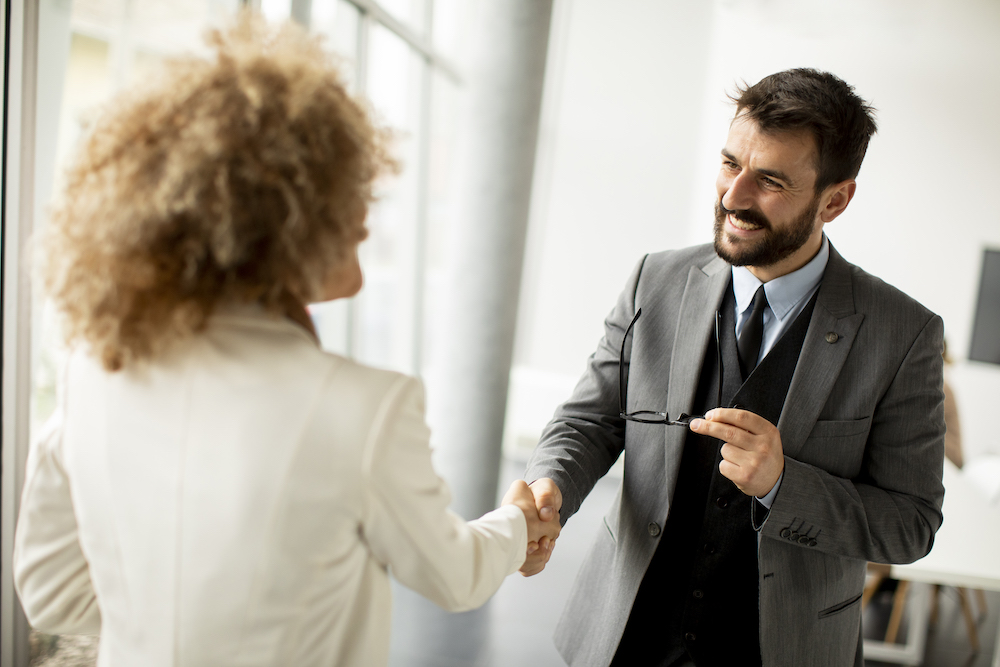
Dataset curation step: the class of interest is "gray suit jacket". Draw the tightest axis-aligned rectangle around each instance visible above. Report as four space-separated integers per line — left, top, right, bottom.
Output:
525 243 945 667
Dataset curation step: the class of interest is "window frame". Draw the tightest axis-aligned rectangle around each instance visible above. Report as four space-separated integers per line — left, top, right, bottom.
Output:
2 0 39 663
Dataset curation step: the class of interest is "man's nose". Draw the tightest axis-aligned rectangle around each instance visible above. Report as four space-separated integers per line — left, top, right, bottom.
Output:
721 170 754 211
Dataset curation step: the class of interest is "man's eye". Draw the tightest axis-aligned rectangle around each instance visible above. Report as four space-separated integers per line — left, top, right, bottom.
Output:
761 177 782 189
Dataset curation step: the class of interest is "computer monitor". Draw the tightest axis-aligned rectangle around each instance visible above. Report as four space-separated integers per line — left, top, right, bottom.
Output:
969 248 1000 365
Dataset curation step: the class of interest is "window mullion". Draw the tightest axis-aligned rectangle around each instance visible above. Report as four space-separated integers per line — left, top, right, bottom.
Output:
2 0 39 663
340 0 461 84
343 7 372 360
411 54 432 376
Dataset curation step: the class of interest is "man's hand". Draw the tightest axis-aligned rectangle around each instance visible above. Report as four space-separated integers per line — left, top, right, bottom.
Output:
690 408 784 497
517 478 563 576
501 480 560 569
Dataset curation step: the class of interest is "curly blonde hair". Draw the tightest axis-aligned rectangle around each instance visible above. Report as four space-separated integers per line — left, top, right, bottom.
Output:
42 12 394 371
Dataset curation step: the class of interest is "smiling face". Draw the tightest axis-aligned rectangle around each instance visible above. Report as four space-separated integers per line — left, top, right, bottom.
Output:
714 113 854 282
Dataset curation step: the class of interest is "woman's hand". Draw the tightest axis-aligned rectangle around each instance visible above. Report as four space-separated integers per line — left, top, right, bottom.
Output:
501 479 560 567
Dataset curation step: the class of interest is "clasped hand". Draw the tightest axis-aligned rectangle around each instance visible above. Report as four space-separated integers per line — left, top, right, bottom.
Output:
501 479 562 577
690 407 784 498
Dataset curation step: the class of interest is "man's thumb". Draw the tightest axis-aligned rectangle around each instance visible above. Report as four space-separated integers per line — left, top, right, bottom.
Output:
530 479 561 521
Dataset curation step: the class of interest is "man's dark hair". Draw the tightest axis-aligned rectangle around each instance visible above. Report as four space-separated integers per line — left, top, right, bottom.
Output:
730 68 877 192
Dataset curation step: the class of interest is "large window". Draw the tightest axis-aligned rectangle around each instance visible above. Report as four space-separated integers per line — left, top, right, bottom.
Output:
260 0 468 381
2 0 475 664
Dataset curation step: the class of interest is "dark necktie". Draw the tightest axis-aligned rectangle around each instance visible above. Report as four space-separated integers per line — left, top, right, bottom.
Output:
738 285 768 381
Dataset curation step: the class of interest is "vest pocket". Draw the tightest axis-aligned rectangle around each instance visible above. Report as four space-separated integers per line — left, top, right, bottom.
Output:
807 416 872 438
817 592 863 619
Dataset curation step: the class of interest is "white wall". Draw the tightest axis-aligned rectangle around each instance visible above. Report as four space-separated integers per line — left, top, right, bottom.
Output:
507 0 1000 461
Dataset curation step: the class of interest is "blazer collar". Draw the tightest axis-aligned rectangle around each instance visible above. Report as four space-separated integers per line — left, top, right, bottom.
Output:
811 242 856 319
212 303 320 347
664 253 732 455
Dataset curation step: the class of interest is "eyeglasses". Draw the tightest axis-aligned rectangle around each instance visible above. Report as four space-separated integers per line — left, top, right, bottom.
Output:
618 308 723 426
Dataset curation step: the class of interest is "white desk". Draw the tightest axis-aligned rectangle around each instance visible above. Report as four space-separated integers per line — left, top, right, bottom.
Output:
863 459 1000 666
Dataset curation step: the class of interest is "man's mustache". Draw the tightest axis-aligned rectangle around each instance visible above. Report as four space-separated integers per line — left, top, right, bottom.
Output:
716 201 771 230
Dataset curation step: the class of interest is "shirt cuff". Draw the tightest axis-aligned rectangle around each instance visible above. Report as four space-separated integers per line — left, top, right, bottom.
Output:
755 471 783 509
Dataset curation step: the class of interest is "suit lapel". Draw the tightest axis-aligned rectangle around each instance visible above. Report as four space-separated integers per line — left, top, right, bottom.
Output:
777 244 865 459
664 255 732 460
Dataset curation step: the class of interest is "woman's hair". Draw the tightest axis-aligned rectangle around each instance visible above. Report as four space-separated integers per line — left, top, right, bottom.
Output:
42 11 394 371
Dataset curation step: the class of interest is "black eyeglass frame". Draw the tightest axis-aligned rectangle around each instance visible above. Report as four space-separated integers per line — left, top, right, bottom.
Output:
618 308 724 426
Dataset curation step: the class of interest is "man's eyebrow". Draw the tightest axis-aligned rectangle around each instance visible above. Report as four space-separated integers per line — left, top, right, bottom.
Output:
757 166 793 186
721 148 793 186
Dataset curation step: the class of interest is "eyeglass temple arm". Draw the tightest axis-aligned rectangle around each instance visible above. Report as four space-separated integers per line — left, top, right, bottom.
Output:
619 308 642 417
715 310 723 410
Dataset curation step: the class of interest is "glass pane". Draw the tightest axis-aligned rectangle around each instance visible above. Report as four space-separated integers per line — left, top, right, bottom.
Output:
432 0 479 64
311 297 353 356
308 1 361 355
125 0 234 55
377 0 428 36
354 23 424 374
311 0 360 90
261 0 292 22
420 71 460 377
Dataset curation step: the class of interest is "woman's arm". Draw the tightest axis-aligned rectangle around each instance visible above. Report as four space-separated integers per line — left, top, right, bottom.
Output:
360 377 528 612
13 412 102 635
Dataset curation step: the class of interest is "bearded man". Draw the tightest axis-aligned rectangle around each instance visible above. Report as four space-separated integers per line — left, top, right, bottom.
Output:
521 69 946 667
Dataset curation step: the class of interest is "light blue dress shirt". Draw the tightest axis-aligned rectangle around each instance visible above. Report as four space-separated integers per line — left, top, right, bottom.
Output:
732 235 830 364
729 235 830 507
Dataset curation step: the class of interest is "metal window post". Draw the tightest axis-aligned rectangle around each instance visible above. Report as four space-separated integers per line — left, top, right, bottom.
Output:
2 0 38 662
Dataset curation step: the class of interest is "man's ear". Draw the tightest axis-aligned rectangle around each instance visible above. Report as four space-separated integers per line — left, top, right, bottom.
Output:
819 180 856 223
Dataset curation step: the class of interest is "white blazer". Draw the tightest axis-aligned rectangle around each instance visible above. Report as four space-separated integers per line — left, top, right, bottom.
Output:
13 307 527 666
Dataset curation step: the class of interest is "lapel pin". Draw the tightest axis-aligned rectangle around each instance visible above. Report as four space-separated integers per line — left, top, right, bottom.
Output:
825 332 839 344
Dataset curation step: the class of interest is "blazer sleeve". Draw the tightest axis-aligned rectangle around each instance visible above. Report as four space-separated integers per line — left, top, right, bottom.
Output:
13 411 102 635
360 376 527 613
763 313 946 564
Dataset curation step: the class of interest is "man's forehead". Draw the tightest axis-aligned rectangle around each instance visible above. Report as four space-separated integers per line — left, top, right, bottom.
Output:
727 113 817 150
724 114 819 180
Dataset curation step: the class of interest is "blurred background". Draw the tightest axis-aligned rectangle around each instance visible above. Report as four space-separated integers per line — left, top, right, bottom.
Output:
2 0 999 665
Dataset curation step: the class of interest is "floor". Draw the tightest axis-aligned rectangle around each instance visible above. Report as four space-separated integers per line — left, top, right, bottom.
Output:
28 456 1000 666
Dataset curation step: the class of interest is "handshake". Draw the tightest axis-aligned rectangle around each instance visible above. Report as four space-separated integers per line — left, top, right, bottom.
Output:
501 478 563 577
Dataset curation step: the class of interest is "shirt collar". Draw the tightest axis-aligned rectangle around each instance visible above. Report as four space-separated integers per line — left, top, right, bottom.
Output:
731 234 830 322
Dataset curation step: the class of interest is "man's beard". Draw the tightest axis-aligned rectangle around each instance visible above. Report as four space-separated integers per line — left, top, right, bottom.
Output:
713 197 820 268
